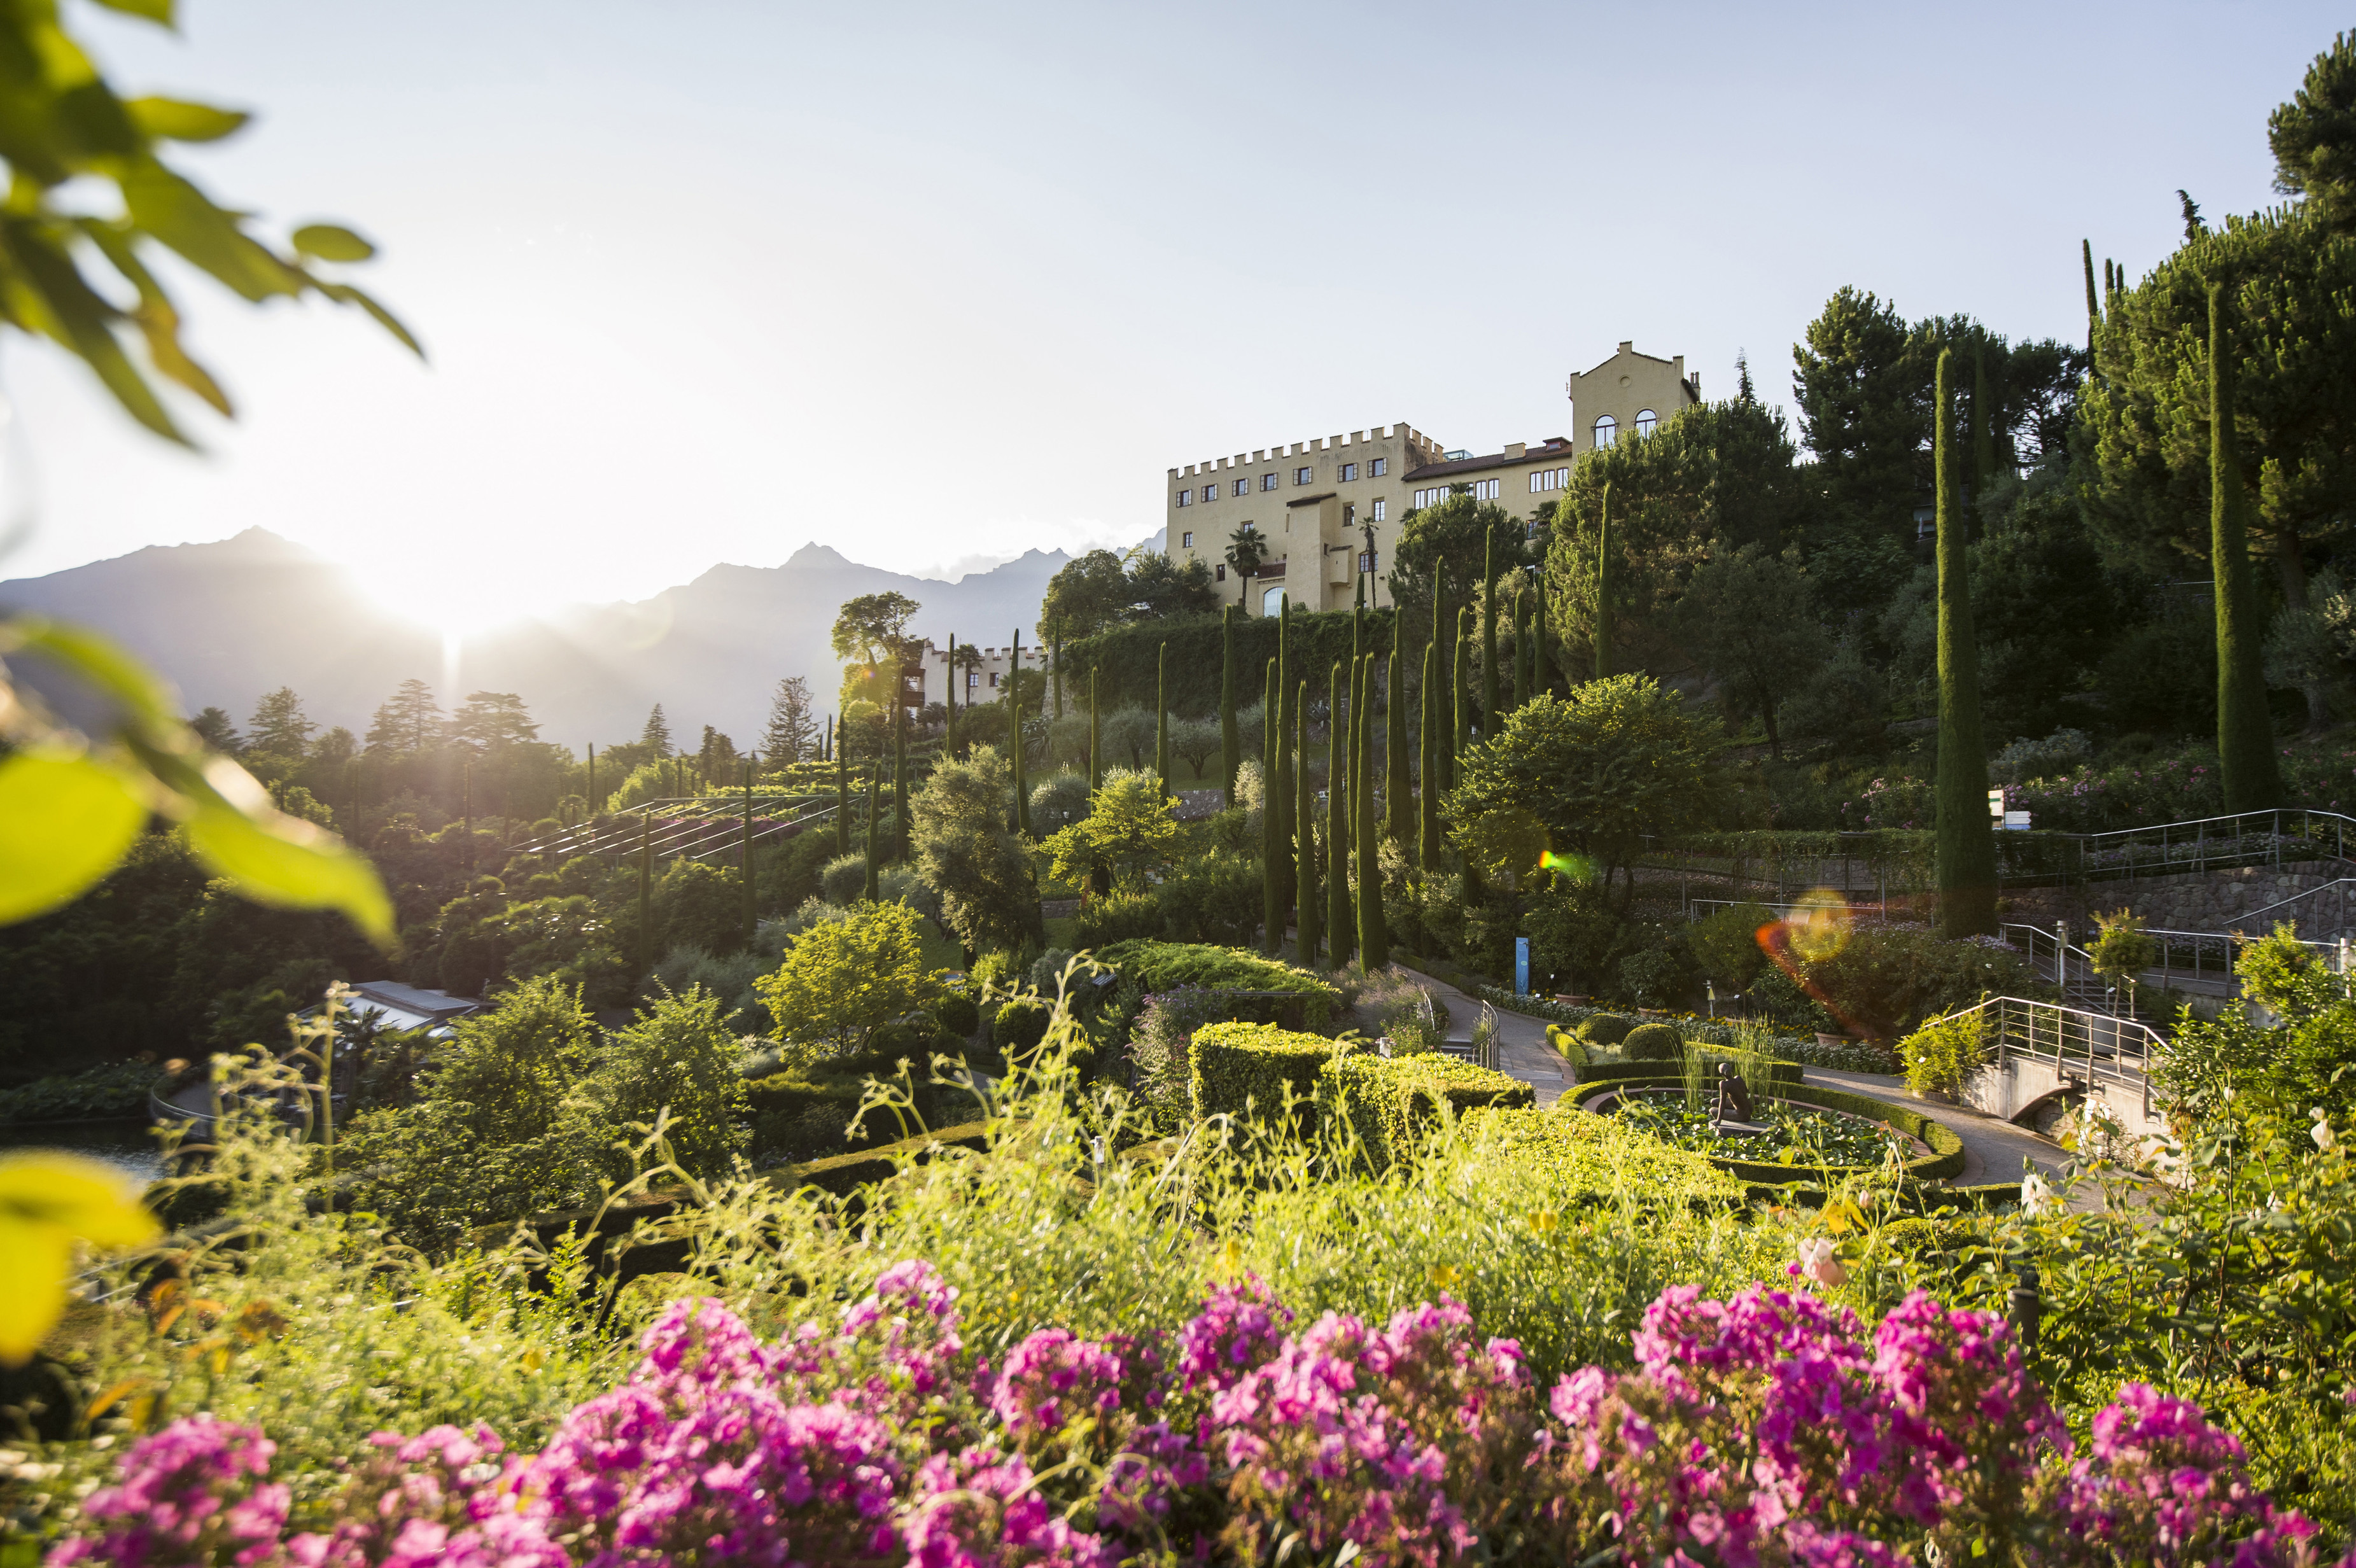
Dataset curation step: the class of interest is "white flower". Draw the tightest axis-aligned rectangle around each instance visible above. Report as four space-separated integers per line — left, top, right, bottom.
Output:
1796 1237 1847 1287
2021 1173 2062 1217
2312 1108 2337 1154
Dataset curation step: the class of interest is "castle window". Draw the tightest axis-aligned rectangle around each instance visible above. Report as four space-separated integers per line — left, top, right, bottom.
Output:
1340 462 1359 482
1412 487 1439 509
1216 563 1226 581
1473 479 1501 501
1181 531 1194 549
1233 478 1248 497
1175 489 1192 507
1594 415 1618 448
1294 466 1313 485
1370 498 1386 522
1261 472 1279 491
1200 484 1216 503
1369 458 1387 477
1635 409 1658 437
1262 585 1285 617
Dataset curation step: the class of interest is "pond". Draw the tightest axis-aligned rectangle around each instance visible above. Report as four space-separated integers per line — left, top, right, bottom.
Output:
0 1119 170 1184
1608 1093 1911 1170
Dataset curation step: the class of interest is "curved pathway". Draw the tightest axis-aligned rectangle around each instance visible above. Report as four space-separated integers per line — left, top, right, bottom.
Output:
1396 965 2083 1198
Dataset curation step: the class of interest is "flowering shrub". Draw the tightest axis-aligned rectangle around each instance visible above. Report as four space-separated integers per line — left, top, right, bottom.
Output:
46 1268 2348 1567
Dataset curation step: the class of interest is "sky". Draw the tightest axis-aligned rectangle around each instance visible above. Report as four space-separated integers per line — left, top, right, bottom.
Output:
1 0 2341 636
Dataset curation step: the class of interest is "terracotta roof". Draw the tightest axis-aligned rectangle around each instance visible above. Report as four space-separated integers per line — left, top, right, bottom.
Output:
1403 438 1576 482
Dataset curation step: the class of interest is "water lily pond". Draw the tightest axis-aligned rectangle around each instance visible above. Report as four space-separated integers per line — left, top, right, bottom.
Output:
1611 1095 1909 1170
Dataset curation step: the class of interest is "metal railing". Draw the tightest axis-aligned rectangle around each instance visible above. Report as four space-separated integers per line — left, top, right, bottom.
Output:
1936 994 2166 1119
2072 807 2356 881
507 796 839 864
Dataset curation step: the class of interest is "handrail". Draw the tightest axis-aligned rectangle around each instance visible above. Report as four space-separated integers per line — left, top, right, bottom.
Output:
1932 993 2163 1119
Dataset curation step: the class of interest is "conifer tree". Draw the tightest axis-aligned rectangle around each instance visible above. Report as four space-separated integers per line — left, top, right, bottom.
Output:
1156 641 1170 798
1429 561 1448 792
2082 239 2101 359
1295 681 1317 966
893 701 909 863
1453 606 1471 761
1970 342 1995 515
1089 668 1102 790
1274 598 1294 919
1419 641 1442 869
1932 347 1999 937
835 741 849 855
1261 658 1281 956
822 713 832 763
1385 642 1408 845
1009 628 1031 837
641 704 673 757
1356 654 1387 969
864 769 881 903
1480 526 1499 731
1511 594 1529 712
2209 283 2285 812
1594 483 1615 680
761 676 817 771
1219 605 1239 807
1534 584 1551 699
1328 660 1353 965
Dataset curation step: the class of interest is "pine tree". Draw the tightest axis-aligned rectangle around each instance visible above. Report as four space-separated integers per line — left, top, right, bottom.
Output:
822 713 832 764
2210 283 2285 813
1594 483 1615 680
365 679 439 754
1480 526 1499 731
1385 641 1407 845
1261 657 1281 956
1053 640 1063 720
1328 660 1354 966
1419 640 1443 869
1156 641 1170 798
1220 605 1240 807
1429 561 1447 786
1933 347 2000 938
1356 653 1387 969
246 687 315 759
761 676 817 769
641 704 673 757
1090 668 1103 790
1295 681 1317 966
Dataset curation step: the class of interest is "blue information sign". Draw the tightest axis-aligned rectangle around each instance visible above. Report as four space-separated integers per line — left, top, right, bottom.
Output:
1514 937 1530 997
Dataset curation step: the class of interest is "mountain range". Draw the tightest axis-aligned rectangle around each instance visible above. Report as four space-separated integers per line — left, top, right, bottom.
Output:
0 528 1126 748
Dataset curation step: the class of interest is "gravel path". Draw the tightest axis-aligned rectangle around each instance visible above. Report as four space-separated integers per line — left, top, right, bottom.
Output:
1394 965 2081 1196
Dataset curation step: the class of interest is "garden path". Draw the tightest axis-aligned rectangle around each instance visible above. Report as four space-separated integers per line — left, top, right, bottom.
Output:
1394 967 1566 1107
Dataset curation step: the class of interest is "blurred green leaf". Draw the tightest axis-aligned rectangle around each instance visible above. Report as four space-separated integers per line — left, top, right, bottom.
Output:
3 617 179 729
125 97 246 143
120 160 300 304
290 223 375 262
312 279 423 358
184 791 395 946
0 750 149 923
87 0 174 23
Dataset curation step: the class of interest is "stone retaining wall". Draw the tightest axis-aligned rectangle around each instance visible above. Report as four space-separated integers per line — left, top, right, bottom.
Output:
2006 861 2353 935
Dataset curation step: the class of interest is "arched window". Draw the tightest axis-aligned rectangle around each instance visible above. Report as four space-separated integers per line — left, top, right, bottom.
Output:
1634 409 1658 437
1262 585 1286 618
1593 414 1617 449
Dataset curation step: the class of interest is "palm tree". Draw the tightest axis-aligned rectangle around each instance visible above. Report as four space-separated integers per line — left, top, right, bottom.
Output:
1224 523 1267 607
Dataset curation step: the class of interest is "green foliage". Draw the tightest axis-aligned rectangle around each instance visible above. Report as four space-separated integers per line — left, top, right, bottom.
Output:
1063 606 1394 717
1317 1048 1535 1172
1898 1007 1989 1098
1623 1021 1683 1061
933 991 980 1039
1044 768 1176 893
2270 30 2356 228
1072 889 1161 949
1186 1021 1333 1124
1770 925 2040 1041
568 986 748 1189
2086 908 2159 982
1690 901 1773 990
2157 925 2356 1121
909 745 1042 958
1580 1012 1637 1046
0 1060 156 1124
2208 284 2287 809
1151 848 1262 947
1670 545 1826 756
1618 946 1693 1010
1932 348 1998 938
992 997 1051 1054
1094 940 1340 1028
752 901 941 1060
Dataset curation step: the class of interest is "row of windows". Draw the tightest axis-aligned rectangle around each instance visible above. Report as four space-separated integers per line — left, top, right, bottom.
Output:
1530 466 1569 493
1175 457 1389 507
1184 498 1385 556
1591 410 1658 449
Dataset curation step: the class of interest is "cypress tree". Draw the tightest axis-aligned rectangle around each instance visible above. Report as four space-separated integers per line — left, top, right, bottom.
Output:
1932 347 1999 938
835 741 848 854
1511 593 1529 712
863 769 880 903
1295 681 1317 966
2081 239 2101 359
1274 599 1294 919
944 634 957 743
1261 657 1281 955
1009 628 1032 837
893 701 909 863
741 761 757 947
1156 641 1170 797
1419 640 1443 869
1219 605 1239 807
1385 641 1408 844
1453 607 1471 762
1534 583 1551 699
1354 564 1365 609
1328 660 1353 965
1357 654 1388 969
1090 668 1102 790
1594 483 1615 680
1480 526 1499 732
2209 283 2284 812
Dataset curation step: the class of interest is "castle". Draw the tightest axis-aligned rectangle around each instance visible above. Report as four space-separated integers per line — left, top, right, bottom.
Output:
1163 342 1699 617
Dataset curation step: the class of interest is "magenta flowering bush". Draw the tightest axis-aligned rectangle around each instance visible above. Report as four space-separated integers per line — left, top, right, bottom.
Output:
46 1267 2350 1568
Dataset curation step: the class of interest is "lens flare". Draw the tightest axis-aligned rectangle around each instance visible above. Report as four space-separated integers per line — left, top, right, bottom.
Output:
1785 888 1853 963
1538 848 1595 884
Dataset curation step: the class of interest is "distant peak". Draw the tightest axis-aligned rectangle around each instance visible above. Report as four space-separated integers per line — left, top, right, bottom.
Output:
784 542 854 570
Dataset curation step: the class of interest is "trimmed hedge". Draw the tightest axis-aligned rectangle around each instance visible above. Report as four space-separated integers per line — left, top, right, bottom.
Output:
1543 1037 1804 1094
1623 1022 1681 1060
1568 1075 1967 1184
1065 606 1398 717
1580 1013 1637 1046
993 997 1051 1053
1319 1050 1535 1172
933 993 981 1039
1097 940 1340 1029
1461 1106 1747 1207
1189 1021 1334 1126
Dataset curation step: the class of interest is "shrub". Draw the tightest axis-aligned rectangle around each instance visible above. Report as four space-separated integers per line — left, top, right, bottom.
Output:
1689 901 1772 990
820 851 869 907
1188 1021 1333 1125
752 900 941 1060
1027 771 1093 833
1128 985 1277 1126
1318 1049 1535 1171
1900 1006 1989 1098
1072 890 1162 949
1095 940 1340 1029
2088 907 2159 984
1580 1012 1636 1046
992 997 1051 1054
1618 945 1691 1009
933 991 980 1039
1623 1021 1682 1061
1546 1024 1591 1069
1151 848 1261 946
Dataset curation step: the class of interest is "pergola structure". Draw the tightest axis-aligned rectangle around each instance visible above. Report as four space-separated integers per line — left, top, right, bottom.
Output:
508 795 841 864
